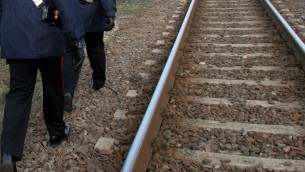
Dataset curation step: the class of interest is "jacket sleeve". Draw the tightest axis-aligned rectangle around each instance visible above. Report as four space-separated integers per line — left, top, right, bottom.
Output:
100 0 116 18
54 0 85 41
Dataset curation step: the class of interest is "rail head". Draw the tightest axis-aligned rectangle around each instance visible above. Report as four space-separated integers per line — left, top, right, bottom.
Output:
260 0 305 70
122 0 305 171
120 0 198 171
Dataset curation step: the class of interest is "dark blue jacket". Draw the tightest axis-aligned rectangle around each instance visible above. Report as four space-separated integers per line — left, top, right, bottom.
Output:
78 0 116 33
0 0 84 59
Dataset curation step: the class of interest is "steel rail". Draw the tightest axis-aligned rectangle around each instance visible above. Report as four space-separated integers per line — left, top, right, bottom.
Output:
122 0 305 171
120 0 198 171
260 0 305 70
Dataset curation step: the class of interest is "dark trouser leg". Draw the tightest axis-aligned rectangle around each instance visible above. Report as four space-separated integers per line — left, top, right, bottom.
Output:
63 39 85 97
85 31 106 89
38 57 66 136
64 41 76 95
1 60 37 161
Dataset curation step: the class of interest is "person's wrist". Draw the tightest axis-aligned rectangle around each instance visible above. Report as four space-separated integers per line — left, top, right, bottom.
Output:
73 38 85 49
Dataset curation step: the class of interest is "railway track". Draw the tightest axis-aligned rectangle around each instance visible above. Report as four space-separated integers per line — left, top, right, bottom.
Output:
122 0 305 171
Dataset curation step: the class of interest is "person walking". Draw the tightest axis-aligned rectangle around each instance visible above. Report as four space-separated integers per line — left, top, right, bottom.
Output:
0 0 85 171
63 0 116 112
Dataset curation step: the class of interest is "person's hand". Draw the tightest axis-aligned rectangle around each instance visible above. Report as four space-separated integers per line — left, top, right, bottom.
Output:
73 48 85 73
73 37 86 49
104 17 115 31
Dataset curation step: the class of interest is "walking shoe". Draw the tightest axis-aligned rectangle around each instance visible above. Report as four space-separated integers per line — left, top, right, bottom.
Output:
92 85 102 91
92 79 105 91
64 92 73 112
50 126 71 147
1 153 16 172
92 83 104 91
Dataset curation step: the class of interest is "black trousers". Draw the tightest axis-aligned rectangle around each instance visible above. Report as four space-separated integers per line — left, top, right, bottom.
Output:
64 39 85 96
1 57 66 161
64 31 106 95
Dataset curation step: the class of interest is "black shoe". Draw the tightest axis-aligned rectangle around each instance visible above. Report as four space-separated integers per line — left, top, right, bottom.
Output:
92 85 101 91
50 126 71 147
64 93 73 112
92 83 104 91
92 80 105 91
1 153 16 172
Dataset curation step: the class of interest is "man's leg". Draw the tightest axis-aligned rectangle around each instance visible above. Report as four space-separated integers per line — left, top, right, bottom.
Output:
85 31 106 90
63 39 85 111
64 40 85 96
38 57 66 137
1 60 37 161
